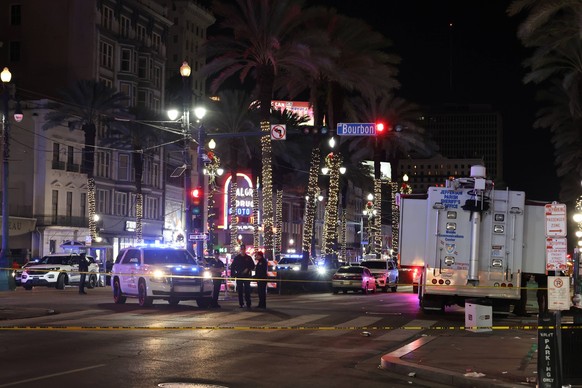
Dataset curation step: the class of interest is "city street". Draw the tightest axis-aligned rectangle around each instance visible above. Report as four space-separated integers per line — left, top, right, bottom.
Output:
0 285 538 388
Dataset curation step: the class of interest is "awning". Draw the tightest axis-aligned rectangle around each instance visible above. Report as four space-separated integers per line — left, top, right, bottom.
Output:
0 217 37 236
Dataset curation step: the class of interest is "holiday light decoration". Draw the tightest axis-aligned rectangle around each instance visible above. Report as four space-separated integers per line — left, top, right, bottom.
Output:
136 193 143 243
87 178 96 241
363 199 376 254
340 209 347 260
302 147 321 254
322 152 341 255
373 179 383 256
260 120 274 258
400 182 412 195
274 190 283 256
391 181 400 258
253 178 260 251
229 180 238 254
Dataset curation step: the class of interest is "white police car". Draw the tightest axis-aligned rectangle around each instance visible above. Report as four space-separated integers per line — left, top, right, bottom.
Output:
111 246 213 307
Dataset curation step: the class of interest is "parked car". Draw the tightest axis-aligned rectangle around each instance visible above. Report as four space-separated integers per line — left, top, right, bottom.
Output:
12 260 40 286
111 246 214 307
331 265 377 294
359 259 399 292
20 254 99 290
276 255 314 271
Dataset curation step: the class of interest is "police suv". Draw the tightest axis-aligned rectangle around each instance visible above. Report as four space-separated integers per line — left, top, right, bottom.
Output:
111 246 214 307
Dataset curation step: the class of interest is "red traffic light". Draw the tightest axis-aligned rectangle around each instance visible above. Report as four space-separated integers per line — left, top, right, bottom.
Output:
376 122 386 134
191 187 202 199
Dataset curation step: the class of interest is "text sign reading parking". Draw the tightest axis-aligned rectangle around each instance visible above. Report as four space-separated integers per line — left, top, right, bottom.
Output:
337 123 376 136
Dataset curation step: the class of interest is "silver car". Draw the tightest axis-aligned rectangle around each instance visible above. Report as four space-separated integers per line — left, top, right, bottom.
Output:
359 259 399 292
331 266 377 294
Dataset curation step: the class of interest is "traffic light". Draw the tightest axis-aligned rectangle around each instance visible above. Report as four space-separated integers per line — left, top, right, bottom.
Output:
376 122 387 135
301 126 328 135
191 187 203 216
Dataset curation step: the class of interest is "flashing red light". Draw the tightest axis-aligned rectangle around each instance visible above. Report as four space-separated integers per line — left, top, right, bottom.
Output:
376 122 385 134
191 187 202 199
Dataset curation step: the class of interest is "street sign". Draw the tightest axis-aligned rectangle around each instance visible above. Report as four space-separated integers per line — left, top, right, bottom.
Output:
546 237 568 271
189 233 208 241
337 123 376 136
545 203 567 237
270 124 286 140
548 275 570 310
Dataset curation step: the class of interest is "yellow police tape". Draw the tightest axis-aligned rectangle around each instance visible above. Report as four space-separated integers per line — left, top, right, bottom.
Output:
4 266 553 289
0 325 572 331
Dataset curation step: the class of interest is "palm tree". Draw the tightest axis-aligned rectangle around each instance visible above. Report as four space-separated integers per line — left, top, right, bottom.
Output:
202 0 324 259
347 93 437 256
276 7 400 262
204 90 255 254
100 107 168 243
508 1 582 212
42 80 127 242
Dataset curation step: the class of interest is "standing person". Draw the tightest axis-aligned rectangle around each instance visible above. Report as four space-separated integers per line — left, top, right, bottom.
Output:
255 251 268 309
535 272 550 315
78 253 89 294
206 250 225 308
230 244 255 308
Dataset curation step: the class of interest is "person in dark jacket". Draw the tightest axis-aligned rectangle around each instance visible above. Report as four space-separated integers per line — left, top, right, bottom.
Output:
230 245 255 308
78 253 89 294
254 251 268 309
206 250 225 308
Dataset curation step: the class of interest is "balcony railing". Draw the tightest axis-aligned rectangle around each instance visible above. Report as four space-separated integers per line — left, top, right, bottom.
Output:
36 215 88 228
52 160 65 170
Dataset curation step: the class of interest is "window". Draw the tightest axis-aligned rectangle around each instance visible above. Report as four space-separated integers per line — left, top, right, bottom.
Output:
129 194 137 217
80 193 87 220
153 66 161 88
119 82 134 107
100 77 112 88
99 41 113 69
9 41 21 62
52 143 60 162
51 190 58 224
96 189 110 214
120 16 130 38
101 6 113 30
146 197 159 219
152 33 161 50
10 5 21 25
138 57 147 78
136 25 146 42
152 163 159 188
66 192 73 219
115 192 128 216
96 151 111 178
120 49 132 72
118 154 130 181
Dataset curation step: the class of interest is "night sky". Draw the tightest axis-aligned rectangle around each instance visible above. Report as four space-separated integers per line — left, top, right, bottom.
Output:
307 0 560 200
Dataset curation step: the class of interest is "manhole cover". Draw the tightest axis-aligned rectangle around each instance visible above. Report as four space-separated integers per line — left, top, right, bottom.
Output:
158 384 228 388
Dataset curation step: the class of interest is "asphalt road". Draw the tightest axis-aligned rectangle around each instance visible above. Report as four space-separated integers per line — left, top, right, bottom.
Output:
0 285 493 388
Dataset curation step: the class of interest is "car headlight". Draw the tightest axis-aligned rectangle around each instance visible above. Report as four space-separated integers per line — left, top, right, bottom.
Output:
292 266 300 271
203 270 212 279
316 267 326 275
150 269 168 282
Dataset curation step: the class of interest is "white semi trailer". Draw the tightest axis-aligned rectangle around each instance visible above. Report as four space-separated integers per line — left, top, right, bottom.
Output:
398 165 550 314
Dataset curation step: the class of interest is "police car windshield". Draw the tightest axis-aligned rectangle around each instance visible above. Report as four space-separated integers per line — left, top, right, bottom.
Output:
278 257 301 265
40 256 69 265
143 249 196 265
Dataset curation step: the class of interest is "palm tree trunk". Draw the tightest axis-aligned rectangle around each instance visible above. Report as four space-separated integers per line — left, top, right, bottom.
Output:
133 148 144 244
83 123 97 242
301 146 320 268
258 66 275 260
322 153 341 256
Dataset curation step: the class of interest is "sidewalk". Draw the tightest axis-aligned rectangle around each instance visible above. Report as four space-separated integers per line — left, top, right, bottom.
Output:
381 320 540 388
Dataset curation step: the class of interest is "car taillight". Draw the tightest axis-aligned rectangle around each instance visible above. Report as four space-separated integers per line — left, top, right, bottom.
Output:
332 274 340 280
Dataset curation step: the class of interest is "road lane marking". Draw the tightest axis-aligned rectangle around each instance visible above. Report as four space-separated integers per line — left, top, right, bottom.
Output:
0 364 106 387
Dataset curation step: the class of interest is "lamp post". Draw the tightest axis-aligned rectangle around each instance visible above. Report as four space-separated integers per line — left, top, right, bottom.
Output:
1 67 22 291
194 106 207 259
178 62 195 257
204 138 223 254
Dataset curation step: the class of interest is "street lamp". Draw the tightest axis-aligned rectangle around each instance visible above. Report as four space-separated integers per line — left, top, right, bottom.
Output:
178 62 194 257
204 138 222 254
1 67 22 291
194 106 207 258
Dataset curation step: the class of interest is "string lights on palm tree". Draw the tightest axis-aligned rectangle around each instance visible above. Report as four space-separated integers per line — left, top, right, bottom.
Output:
275 190 283 257
373 178 383 257
253 178 260 251
229 180 238 254
302 147 321 256
322 152 342 255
